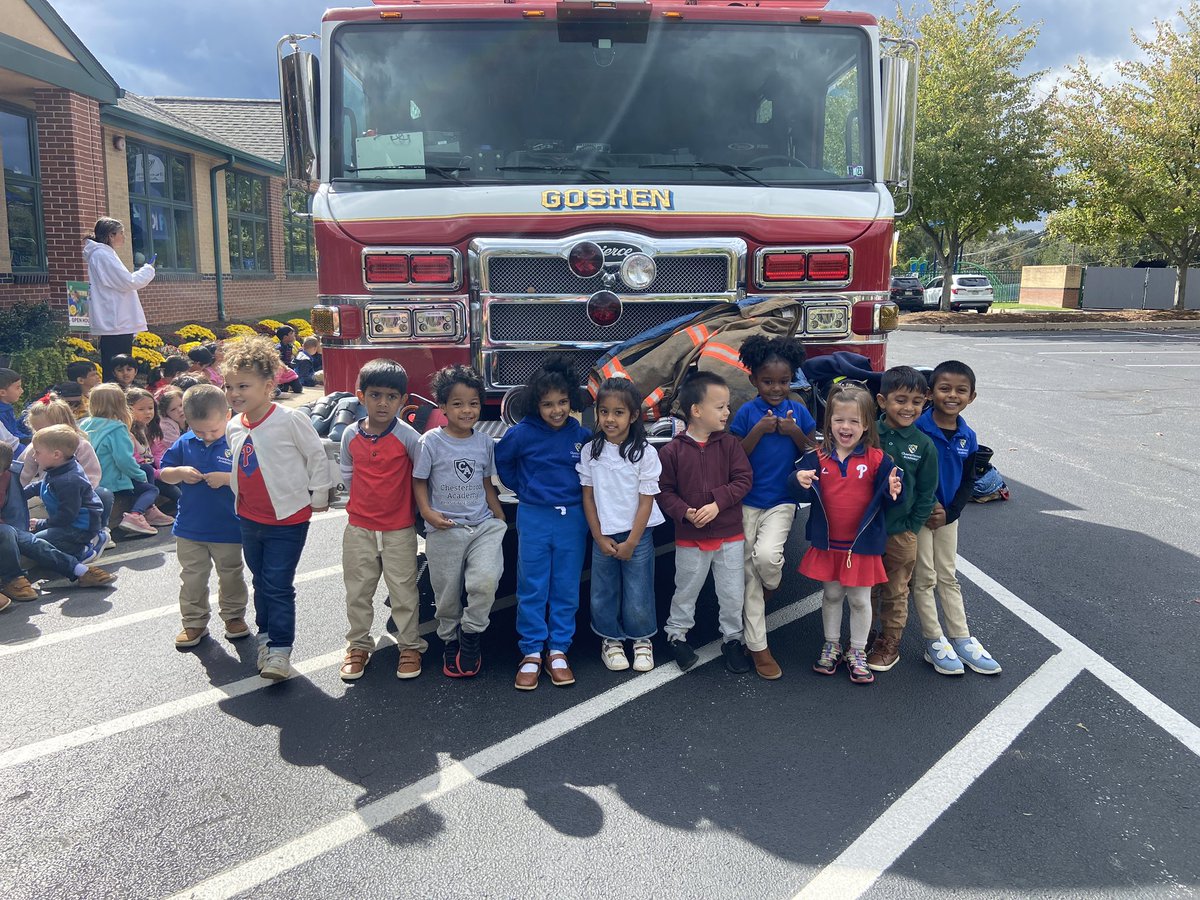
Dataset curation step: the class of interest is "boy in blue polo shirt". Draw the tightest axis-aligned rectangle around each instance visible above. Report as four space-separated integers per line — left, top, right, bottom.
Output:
158 384 249 649
729 336 815 679
912 360 1001 676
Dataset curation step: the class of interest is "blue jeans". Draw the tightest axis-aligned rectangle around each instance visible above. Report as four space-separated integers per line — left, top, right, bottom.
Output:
240 518 309 648
34 525 92 562
0 524 79 580
96 487 113 528
515 503 587 656
120 480 159 515
589 528 657 641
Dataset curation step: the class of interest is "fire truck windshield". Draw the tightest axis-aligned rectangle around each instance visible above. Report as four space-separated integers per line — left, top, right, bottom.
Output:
329 21 872 187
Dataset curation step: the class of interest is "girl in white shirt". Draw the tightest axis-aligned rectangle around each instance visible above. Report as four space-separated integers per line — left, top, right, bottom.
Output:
577 377 665 673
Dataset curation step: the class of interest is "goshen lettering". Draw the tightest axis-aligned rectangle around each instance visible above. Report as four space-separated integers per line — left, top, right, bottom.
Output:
541 188 675 212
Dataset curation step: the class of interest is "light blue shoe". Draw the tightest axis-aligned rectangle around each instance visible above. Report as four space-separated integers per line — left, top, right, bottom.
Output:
923 636 965 675
952 637 1002 675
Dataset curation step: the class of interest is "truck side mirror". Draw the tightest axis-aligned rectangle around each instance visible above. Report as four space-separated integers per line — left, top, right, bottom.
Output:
880 41 919 216
278 38 321 199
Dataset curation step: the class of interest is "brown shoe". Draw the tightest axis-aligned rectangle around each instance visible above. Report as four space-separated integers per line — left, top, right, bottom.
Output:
750 648 783 680
544 651 575 686
224 618 251 640
77 566 117 588
1 576 38 601
340 648 370 681
866 634 901 672
514 655 542 691
174 627 209 648
396 648 422 680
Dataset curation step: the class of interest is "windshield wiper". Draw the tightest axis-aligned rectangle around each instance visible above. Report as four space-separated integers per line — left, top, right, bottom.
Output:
344 164 468 184
497 165 611 183
638 162 770 187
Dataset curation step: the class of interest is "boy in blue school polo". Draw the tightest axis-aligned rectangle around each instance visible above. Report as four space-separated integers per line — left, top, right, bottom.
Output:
158 384 249 649
912 360 1001 676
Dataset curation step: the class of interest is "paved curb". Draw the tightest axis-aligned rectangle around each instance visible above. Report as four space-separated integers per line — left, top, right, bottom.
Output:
900 319 1200 333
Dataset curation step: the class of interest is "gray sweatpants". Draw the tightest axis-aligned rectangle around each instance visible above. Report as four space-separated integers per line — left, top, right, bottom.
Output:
665 540 745 643
424 517 507 642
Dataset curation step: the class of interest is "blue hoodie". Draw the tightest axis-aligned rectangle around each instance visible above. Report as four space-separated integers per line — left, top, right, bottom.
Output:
495 415 591 508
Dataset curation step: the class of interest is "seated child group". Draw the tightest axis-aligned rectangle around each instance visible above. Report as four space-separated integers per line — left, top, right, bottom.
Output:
0 331 1001 687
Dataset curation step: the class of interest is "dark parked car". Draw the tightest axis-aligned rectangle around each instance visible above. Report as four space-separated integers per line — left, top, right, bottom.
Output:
890 274 930 311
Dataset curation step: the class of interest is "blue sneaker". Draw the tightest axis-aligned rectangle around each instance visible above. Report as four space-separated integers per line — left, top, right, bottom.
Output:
78 529 109 565
923 636 964 675
952 637 1002 675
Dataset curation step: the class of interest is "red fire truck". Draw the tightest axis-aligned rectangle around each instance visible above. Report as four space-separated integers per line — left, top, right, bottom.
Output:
278 0 916 408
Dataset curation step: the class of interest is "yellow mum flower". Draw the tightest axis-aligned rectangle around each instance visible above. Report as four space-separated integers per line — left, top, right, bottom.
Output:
176 324 218 342
66 336 97 355
179 341 202 355
225 324 256 337
131 347 166 369
134 331 165 348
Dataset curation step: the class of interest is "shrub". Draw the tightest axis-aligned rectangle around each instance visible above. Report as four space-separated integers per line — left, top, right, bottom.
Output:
131 346 166 370
10 345 70 398
225 324 256 338
0 301 67 354
257 318 284 334
66 336 98 356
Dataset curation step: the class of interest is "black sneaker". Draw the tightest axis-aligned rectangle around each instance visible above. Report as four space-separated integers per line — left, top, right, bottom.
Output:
443 639 463 677
669 636 698 671
457 629 482 677
722 639 751 674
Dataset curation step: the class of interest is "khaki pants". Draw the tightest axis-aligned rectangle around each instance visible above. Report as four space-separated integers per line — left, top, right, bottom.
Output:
741 503 796 651
912 520 969 640
872 530 919 639
176 537 248 630
343 524 426 653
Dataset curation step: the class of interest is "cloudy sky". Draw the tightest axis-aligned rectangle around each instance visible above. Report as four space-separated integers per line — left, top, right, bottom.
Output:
51 0 1179 99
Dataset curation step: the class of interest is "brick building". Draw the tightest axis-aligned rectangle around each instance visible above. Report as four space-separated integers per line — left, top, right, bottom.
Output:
0 0 316 330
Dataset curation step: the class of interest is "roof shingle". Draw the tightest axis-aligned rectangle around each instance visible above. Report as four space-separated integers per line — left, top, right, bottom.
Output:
149 97 284 165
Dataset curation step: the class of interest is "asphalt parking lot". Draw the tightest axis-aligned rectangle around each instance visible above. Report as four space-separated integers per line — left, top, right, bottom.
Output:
1 328 1198 899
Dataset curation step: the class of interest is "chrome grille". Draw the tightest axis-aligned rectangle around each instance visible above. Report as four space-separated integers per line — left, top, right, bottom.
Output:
488 349 602 389
486 255 730 295
488 300 726 344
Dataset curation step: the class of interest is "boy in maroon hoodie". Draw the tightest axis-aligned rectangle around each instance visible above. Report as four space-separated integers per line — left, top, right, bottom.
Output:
658 371 754 673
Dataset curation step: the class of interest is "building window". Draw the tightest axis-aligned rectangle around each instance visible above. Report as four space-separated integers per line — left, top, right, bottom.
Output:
126 141 196 271
226 171 271 272
284 194 315 274
1 109 45 272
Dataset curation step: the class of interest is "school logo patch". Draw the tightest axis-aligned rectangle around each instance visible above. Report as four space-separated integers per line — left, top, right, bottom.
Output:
908 444 918 455
959 438 968 449
454 458 475 483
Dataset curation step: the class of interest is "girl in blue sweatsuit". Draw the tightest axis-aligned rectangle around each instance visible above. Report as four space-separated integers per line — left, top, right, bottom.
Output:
496 356 591 691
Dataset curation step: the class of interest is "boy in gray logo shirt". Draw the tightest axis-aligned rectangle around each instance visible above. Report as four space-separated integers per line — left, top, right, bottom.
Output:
413 366 507 678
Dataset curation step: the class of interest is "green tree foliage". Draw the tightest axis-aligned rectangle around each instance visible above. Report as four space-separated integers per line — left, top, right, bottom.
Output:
1049 3 1200 312
885 0 1058 309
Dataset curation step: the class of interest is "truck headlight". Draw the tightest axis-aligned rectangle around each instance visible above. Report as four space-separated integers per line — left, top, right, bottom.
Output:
619 253 656 290
805 305 849 334
367 309 412 339
413 306 458 337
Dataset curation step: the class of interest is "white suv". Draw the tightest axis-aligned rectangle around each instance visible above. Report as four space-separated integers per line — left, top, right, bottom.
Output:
923 275 994 313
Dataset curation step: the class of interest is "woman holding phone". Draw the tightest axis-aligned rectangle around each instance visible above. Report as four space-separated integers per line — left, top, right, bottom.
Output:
84 217 157 382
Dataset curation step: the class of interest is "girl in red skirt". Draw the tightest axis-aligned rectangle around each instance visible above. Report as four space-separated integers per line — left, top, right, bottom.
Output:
788 384 902 684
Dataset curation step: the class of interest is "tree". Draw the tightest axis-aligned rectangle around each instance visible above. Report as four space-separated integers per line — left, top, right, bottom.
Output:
885 0 1059 309
1049 3 1200 312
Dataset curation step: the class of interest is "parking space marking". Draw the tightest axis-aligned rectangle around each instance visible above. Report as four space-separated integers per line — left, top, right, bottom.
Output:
169 592 824 900
1034 349 1200 355
1125 364 1200 368
0 564 345 659
0 544 675 769
956 557 1200 758
793 651 1084 900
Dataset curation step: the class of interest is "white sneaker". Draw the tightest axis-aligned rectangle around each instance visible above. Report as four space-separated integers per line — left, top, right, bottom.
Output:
601 639 630 671
256 635 270 671
632 639 654 672
260 649 292 681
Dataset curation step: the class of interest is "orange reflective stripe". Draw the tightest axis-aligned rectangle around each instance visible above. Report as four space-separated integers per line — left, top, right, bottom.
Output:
700 342 749 372
642 386 666 421
686 324 711 346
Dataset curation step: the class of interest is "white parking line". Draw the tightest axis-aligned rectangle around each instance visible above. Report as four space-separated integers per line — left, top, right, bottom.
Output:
1035 349 1200 355
791 557 1200 900
168 591 823 900
793 651 1084 900
1125 364 1200 368
0 564 345 659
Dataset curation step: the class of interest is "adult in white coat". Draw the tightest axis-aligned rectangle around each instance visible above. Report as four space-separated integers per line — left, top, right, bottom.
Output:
83 217 156 381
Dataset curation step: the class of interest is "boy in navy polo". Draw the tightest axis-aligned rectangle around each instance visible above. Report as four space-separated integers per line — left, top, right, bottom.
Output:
912 360 1001 676
158 384 249 649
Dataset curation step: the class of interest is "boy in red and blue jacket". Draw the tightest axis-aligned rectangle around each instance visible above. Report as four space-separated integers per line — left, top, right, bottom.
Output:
912 360 1001 676
337 359 424 682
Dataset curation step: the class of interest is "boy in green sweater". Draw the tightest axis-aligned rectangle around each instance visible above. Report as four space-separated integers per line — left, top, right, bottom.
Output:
867 366 939 672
